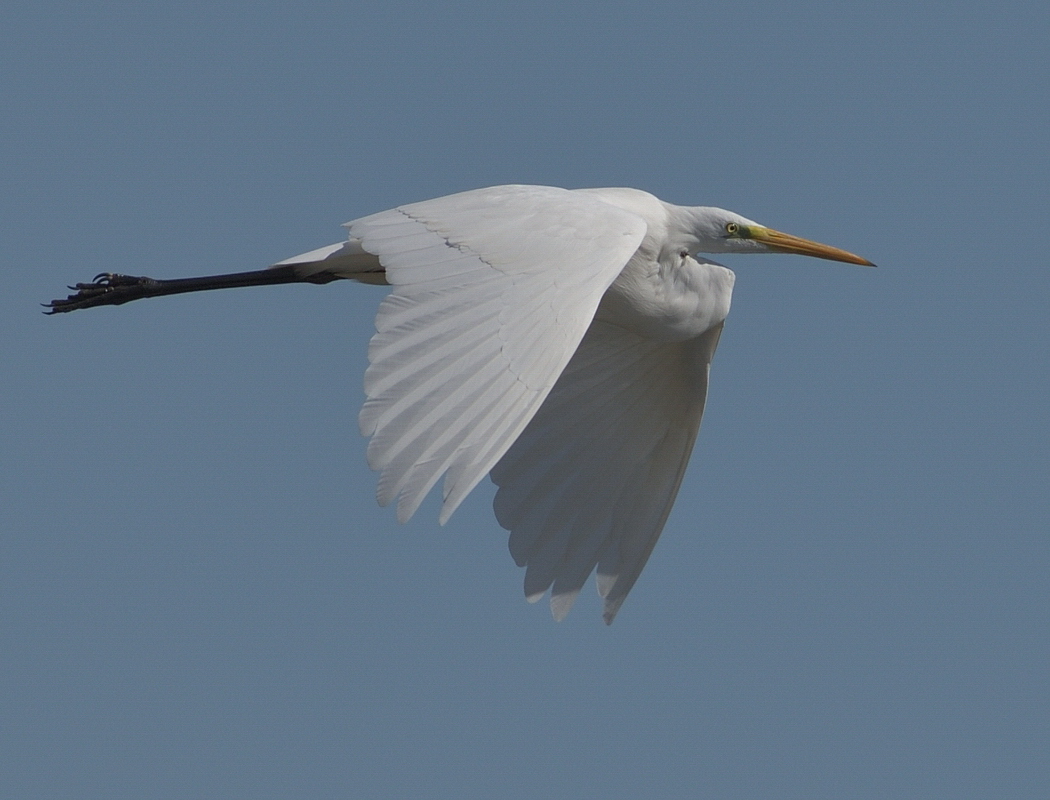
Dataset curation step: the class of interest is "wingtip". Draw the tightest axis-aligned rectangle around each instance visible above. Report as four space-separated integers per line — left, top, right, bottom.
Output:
602 596 625 625
550 589 580 622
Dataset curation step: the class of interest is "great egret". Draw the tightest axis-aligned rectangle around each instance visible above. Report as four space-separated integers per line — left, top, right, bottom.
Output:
48 185 873 623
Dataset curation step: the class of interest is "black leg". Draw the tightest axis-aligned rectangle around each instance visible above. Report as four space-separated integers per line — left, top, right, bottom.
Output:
44 266 341 314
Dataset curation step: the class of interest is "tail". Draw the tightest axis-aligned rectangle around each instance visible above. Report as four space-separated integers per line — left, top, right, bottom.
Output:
273 240 388 285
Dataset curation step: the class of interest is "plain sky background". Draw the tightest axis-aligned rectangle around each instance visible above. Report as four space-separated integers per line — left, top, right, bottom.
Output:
3 1 1048 796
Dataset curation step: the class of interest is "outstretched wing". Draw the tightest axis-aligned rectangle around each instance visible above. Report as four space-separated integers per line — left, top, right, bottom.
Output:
491 319 725 623
348 185 648 524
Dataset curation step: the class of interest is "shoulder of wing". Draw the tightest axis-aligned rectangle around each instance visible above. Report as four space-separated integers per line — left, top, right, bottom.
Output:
345 185 649 262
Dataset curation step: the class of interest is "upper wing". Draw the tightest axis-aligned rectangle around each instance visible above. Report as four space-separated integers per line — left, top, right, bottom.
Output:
490 319 725 624
348 185 648 524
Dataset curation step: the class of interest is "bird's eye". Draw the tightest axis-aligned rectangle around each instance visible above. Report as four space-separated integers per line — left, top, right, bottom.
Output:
724 222 740 236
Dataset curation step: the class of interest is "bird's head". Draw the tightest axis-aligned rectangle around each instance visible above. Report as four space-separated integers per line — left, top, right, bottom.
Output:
686 207 875 266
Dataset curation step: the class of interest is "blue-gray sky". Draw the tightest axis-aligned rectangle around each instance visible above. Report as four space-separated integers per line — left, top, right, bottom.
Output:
3 1 1048 796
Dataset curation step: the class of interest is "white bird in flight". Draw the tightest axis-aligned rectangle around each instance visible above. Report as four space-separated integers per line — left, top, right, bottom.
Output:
48 185 873 623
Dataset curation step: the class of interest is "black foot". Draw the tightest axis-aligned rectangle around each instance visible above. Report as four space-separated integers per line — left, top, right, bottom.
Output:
44 273 161 314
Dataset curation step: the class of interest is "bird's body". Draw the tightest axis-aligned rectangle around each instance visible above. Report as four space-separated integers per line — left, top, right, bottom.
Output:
48 185 872 623
580 188 737 344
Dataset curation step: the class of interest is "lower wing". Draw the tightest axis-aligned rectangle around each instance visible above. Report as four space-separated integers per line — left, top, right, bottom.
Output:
491 319 725 623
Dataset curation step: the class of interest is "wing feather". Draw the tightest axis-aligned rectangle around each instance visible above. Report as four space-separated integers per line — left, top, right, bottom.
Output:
491 319 725 623
348 185 648 524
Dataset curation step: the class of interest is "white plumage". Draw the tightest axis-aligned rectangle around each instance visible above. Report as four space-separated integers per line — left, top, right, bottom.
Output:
279 185 871 622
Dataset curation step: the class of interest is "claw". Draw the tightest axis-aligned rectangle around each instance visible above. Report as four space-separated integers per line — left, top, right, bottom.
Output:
44 272 157 314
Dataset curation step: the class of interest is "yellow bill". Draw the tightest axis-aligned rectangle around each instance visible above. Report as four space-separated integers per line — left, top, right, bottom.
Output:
749 226 875 266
